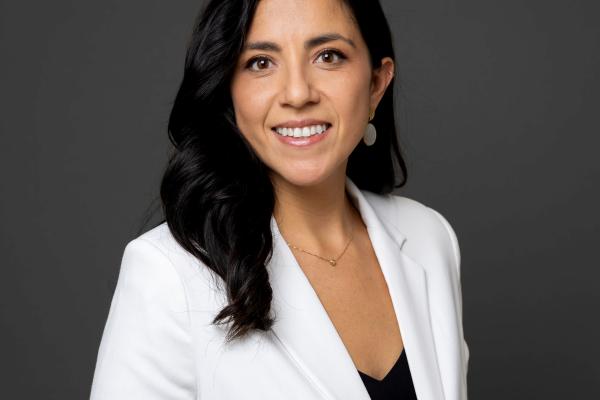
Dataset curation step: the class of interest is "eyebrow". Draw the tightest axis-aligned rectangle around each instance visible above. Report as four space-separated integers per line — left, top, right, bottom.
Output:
243 33 356 53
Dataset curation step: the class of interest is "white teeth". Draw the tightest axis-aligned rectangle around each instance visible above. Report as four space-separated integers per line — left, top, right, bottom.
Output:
275 124 329 137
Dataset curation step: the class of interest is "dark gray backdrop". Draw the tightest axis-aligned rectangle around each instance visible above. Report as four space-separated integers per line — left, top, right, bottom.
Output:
1 0 598 398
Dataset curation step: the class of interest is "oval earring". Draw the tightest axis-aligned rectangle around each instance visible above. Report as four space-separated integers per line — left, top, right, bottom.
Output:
363 109 377 146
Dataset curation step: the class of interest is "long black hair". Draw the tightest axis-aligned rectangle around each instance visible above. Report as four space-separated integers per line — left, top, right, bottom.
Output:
160 0 407 342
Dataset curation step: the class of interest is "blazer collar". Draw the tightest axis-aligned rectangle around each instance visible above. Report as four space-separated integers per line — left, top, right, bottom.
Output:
267 176 446 400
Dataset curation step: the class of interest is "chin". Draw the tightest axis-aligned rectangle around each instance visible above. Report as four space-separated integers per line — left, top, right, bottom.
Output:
274 166 346 187
271 165 332 188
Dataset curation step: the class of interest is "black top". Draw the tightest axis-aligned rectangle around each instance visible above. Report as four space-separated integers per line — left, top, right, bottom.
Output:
357 349 417 399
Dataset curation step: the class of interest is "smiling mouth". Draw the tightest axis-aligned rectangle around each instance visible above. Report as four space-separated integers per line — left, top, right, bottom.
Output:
271 123 332 138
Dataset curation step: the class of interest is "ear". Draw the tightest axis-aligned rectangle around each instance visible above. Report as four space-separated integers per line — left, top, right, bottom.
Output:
369 57 395 113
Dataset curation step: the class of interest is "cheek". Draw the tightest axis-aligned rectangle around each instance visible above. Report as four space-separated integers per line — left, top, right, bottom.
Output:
231 79 272 140
325 72 371 135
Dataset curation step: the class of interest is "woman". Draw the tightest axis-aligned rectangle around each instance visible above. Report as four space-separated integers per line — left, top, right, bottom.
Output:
90 0 469 399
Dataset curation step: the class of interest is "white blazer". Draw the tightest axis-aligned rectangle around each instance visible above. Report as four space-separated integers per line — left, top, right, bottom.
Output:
90 176 469 400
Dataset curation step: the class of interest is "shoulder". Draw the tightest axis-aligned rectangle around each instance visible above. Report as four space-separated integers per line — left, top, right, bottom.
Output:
363 191 461 275
120 223 224 310
129 222 206 283
91 224 198 398
113 225 192 310
134 222 188 259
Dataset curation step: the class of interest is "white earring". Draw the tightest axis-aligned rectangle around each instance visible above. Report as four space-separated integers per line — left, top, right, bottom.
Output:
363 110 376 146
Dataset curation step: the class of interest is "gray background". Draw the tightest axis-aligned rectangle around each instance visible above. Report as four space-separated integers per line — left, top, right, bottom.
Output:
1 0 598 398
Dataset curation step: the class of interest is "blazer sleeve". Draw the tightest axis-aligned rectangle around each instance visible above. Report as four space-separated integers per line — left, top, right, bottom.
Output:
90 238 197 400
429 208 470 368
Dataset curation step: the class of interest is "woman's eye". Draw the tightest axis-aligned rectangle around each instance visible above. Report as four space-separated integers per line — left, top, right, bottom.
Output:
244 50 346 72
245 56 273 71
316 49 346 64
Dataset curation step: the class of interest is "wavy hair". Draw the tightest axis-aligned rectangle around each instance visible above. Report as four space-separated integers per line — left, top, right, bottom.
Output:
159 0 407 342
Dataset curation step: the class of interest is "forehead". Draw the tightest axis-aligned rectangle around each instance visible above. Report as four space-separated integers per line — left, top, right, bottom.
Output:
247 0 358 41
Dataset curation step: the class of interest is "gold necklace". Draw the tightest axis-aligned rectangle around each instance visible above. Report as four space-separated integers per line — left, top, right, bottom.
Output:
286 220 355 267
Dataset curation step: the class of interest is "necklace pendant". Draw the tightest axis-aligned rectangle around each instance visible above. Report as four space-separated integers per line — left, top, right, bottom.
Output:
329 259 336 266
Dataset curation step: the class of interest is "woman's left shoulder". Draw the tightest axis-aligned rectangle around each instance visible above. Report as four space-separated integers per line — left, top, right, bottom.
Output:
365 192 461 274
367 192 469 372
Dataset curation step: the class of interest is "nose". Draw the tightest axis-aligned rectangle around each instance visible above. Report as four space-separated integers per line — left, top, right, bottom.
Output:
280 64 320 108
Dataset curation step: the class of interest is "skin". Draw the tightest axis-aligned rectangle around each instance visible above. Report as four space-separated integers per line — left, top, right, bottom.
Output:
230 0 402 381
230 0 395 254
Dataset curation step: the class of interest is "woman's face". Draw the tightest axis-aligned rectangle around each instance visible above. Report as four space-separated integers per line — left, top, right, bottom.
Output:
230 0 394 187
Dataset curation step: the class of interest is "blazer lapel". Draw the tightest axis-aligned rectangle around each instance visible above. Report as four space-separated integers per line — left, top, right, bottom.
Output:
267 213 369 400
267 177 445 400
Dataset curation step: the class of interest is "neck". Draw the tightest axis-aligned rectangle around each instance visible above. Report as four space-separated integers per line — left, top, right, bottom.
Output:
270 169 359 255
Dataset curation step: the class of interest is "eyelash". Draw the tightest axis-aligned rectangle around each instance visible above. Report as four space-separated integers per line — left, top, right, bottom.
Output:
244 49 347 71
